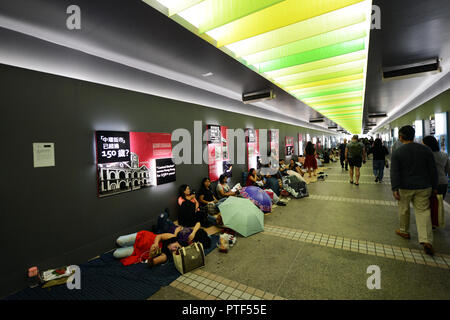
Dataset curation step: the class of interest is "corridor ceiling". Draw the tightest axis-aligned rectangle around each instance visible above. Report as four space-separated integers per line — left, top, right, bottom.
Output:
144 0 372 134
0 0 449 134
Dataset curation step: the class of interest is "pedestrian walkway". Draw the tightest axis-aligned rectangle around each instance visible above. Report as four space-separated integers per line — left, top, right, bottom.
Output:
149 160 450 300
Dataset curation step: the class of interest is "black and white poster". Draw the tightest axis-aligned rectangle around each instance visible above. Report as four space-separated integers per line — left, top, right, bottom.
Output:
96 131 130 164
155 158 176 185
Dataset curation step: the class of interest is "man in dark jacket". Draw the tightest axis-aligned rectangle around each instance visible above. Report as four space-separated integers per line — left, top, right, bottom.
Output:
390 125 438 255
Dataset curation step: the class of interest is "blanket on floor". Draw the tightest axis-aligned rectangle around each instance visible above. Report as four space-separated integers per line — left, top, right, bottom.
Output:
4 235 219 300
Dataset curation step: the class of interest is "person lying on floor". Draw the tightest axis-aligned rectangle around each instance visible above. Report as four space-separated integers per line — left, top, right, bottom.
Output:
114 230 180 267
156 212 212 250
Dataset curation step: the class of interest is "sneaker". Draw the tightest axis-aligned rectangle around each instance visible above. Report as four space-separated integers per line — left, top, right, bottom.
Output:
395 229 411 239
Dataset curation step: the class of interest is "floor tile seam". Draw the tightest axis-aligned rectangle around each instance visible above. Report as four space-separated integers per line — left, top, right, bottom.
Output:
263 225 450 269
170 269 288 300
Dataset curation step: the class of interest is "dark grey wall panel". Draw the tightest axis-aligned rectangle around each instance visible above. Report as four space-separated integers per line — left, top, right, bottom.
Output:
0 64 331 298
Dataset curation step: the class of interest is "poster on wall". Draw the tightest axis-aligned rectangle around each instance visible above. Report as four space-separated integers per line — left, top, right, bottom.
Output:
269 129 279 167
95 131 174 197
434 112 448 153
246 128 260 171
285 136 294 158
298 134 304 156
207 125 229 181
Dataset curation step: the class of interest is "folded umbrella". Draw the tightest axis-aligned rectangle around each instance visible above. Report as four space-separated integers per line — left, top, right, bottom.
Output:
218 197 264 238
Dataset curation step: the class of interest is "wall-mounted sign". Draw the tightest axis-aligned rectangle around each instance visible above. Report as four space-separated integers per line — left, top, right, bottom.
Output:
95 131 173 197
207 125 228 182
96 131 130 164
33 143 55 168
156 158 176 185
246 128 260 170
298 134 303 156
285 136 294 157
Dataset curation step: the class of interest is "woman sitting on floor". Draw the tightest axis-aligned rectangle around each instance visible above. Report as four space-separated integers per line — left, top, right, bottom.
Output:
178 184 212 227
216 174 237 200
246 168 264 187
198 177 224 225
288 159 306 181
247 168 286 206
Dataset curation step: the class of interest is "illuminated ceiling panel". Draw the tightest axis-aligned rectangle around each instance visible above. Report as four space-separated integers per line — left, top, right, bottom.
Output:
145 0 373 134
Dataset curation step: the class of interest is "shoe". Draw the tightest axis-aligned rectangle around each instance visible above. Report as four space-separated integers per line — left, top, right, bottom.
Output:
375 177 379 183
277 201 287 206
350 181 353 184
379 180 383 183
395 229 411 239
422 243 434 256
355 182 359 186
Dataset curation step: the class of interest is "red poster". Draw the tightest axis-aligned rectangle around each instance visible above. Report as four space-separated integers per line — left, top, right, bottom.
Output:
96 131 173 197
207 125 228 182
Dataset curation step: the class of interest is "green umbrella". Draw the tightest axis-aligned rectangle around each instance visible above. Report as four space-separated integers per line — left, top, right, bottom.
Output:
218 196 264 237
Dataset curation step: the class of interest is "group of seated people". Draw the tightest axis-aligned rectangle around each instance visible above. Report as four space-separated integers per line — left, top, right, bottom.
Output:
112 157 311 268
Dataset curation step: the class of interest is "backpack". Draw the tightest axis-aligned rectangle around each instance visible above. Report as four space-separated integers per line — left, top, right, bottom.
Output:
347 142 363 158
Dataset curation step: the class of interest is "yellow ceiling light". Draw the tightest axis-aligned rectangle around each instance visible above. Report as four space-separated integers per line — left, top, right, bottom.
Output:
147 0 373 134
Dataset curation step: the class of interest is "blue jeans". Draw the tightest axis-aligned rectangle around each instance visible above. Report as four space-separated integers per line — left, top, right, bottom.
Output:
373 160 385 180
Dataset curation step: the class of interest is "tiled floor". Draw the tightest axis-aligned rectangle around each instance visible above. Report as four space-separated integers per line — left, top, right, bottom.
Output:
169 269 287 300
148 160 450 300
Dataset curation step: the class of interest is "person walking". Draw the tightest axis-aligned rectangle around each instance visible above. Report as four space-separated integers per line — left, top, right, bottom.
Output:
422 135 450 198
304 141 318 178
339 139 348 171
372 138 389 183
345 135 366 186
390 126 438 255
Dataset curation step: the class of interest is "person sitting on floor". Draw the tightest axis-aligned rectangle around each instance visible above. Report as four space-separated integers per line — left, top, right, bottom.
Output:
178 184 212 227
216 174 237 199
246 168 264 187
288 159 305 177
248 168 286 206
198 177 224 225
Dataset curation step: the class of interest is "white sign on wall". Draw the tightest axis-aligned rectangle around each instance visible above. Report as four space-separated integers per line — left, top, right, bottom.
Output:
33 143 55 168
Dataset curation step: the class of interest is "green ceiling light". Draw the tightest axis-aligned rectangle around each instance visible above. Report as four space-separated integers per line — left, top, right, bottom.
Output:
204 0 364 47
273 59 366 84
291 79 364 95
296 87 363 100
256 38 365 73
147 0 373 134
243 22 367 65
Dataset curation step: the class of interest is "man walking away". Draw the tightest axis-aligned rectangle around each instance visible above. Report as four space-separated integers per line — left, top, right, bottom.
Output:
339 139 348 171
345 135 366 186
390 126 438 256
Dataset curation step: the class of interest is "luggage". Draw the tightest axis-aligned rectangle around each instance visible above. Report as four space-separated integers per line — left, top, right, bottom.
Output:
430 194 445 228
173 242 205 274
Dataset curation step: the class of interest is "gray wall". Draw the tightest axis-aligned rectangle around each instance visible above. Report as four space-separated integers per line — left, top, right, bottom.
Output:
0 63 334 298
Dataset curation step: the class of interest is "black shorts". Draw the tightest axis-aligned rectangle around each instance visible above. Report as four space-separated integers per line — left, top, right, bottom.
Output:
348 157 362 168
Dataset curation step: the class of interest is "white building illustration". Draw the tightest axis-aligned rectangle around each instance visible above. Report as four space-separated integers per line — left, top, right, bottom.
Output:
98 152 153 195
